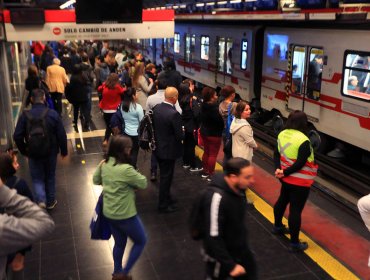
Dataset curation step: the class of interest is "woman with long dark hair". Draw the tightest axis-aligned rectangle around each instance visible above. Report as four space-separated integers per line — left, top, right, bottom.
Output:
199 87 224 180
272 110 318 252
98 73 126 146
120 88 144 169
179 83 202 172
93 136 147 280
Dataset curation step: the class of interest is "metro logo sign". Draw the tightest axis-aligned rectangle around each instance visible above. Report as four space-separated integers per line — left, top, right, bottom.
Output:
53 27 62 35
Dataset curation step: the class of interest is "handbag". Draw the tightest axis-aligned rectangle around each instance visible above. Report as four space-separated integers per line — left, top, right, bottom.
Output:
90 193 111 240
223 135 233 160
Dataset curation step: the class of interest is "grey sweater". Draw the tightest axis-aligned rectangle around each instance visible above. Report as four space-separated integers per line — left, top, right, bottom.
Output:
0 185 55 279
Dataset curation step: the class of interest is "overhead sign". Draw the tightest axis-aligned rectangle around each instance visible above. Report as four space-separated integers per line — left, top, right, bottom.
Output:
3 9 174 41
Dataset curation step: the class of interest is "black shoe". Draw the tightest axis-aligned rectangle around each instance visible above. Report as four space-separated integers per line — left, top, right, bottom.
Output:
272 225 290 235
46 200 58 210
290 241 308 252
169 198 178 205
158 205 178 214
150 173 157 181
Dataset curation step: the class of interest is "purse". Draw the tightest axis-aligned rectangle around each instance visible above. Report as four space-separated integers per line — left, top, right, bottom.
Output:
90 193 111 240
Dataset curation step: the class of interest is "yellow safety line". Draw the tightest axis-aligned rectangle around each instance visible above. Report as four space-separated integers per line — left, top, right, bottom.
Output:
67 129 105 140
195 146 360 280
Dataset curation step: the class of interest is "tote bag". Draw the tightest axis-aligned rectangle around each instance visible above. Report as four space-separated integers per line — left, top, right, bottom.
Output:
90 193 111 240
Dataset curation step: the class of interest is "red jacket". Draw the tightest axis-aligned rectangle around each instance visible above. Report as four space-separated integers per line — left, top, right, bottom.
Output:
98 83 125 111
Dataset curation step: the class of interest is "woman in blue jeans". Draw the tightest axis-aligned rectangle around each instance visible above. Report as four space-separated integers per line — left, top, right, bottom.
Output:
93 136 148 280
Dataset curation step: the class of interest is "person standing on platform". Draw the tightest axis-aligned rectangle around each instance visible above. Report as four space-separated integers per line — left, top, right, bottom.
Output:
272 110 318 252
79 53 95 127
93 136 147 280
200 87 224 181
358 194 370 267
156 59 182 89
132 63 154 110
153 87 184 213
45 58 68 116
201 158 257 280
146 79 182 181
13 89 68 210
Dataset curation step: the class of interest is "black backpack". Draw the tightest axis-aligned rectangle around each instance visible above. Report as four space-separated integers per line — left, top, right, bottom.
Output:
24 108 51 159
138 110 156 151
189 187 225 241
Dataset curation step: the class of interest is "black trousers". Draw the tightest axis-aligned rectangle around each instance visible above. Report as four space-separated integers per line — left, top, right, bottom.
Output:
156 157 175 209
127 135 139 169
183 131 196 168
50 92 63 116
273 181 310 243
73 101 89 125
103 112 114 141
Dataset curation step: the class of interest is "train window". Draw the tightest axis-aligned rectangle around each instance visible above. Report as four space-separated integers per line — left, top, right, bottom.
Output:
163 38 172 53
226 38 233 75
240 39 248 70
174 33 180 53
291 46 306 95
217 37 226 72
185 34 196 63
342 51 370 101
306 48 323 101
201 35 210 60
149 39 153 47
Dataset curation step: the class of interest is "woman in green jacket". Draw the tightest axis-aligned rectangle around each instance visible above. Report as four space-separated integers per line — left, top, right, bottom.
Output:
93 135 147 280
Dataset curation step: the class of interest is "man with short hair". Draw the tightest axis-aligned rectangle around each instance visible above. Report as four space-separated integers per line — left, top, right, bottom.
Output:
79 53 95 129
202 158 257 280
14 89 68 210
146 80 182 181
153 87 184 213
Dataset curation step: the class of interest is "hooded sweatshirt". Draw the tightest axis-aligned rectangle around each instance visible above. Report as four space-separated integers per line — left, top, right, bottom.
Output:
230 118 257 162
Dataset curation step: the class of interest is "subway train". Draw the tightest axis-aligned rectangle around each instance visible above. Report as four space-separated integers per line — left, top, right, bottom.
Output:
124 22 370 165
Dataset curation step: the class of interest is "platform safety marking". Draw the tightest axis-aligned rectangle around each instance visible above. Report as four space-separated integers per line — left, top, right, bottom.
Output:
67 129 105 140
194 146 360 280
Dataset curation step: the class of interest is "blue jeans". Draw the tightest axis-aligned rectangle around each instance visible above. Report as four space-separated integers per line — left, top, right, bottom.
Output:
28 155 57 205
107 215 147 275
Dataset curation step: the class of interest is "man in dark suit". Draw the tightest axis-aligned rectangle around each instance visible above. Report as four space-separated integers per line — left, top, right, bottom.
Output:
153 87 184 213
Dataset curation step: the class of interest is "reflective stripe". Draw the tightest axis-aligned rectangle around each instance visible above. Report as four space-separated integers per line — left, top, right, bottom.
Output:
210 193 222 237
289 172 316 180
278 139 292 159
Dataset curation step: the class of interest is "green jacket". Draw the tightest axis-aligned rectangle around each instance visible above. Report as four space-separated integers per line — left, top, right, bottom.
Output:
93 158 147 220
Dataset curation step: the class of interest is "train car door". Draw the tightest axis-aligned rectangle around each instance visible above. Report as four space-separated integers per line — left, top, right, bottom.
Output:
288 45 323 119
184 33 195 74
215 37 233 85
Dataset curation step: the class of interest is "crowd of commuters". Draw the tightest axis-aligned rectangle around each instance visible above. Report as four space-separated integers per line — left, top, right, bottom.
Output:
0 39 331 280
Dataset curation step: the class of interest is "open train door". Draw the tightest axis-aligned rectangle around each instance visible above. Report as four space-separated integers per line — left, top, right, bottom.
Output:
215 37 233 86
287 45 323 120
184 33 196 74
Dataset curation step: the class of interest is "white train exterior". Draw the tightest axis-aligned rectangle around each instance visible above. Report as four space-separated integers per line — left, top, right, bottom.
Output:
126 23 370 154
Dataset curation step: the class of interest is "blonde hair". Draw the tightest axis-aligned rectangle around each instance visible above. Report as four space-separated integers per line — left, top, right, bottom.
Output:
132 63 145 88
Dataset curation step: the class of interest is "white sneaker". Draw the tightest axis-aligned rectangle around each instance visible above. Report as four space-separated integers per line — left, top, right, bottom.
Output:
201 173 209 178
182 165 190 169
190 167 203 172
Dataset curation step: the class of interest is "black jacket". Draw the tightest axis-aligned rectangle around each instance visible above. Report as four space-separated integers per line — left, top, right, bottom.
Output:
13 103 68 157
200 102 224 137
157 69 182 89
65 75 89 104
203 174 250 273
153 102 184 160
180 95 200 133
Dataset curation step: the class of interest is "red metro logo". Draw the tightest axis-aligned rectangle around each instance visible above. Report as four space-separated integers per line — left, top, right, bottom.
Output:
53 27 62 35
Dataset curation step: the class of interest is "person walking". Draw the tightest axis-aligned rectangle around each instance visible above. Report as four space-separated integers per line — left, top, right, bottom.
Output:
13 89 68 210
98 73 126 146
272 110 318 252
93 135 147 280
201 158 257 280
200 87 224 180
358 194 370 267
153 87 184 213
45 58 68 116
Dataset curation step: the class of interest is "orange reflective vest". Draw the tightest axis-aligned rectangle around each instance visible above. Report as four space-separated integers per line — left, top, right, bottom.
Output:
277 129 318 187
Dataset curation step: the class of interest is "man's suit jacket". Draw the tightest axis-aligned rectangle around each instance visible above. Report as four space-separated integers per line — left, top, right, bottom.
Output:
153 102 183 160
46 64 68 93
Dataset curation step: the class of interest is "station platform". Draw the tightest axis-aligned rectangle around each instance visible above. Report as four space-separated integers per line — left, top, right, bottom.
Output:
13 99 369 280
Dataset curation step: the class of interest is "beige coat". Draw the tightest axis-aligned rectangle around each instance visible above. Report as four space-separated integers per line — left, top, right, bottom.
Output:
230 118 257 162
46 64 68 93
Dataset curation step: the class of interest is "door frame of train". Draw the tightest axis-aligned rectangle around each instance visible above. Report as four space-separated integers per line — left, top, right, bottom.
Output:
287 44 323 120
